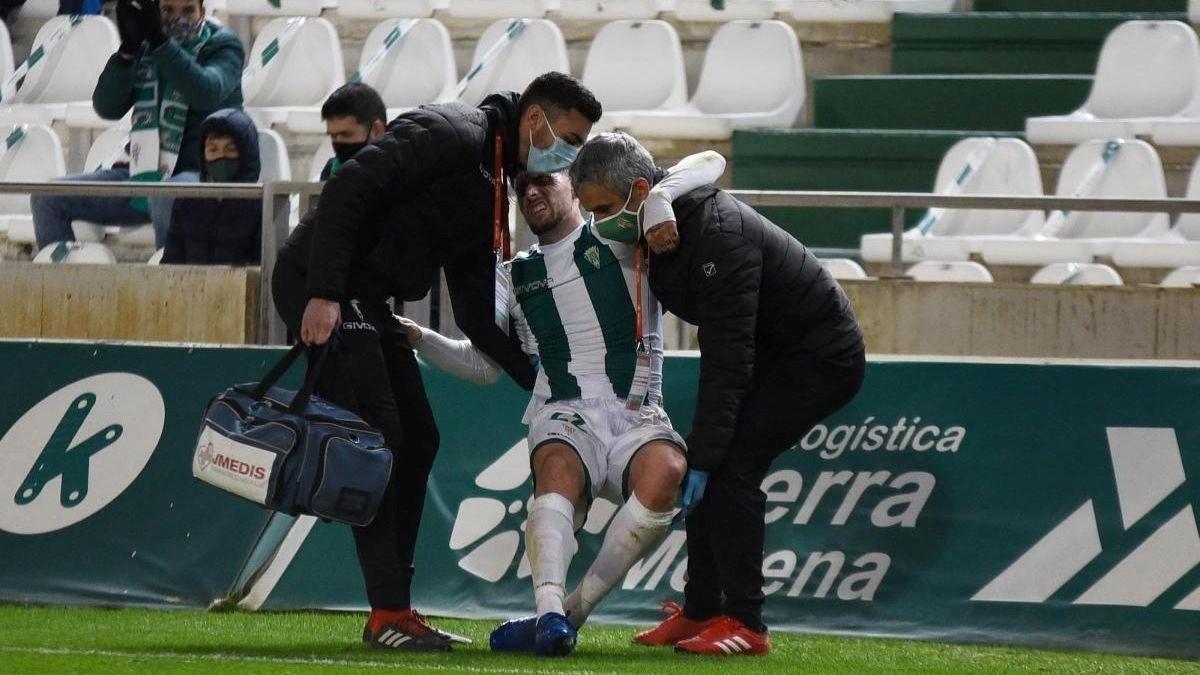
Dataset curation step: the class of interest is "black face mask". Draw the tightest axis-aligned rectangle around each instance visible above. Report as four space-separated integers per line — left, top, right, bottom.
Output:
332 141 368 164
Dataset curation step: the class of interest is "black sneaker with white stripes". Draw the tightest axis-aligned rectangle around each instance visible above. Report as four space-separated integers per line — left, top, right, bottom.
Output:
361 609 454 652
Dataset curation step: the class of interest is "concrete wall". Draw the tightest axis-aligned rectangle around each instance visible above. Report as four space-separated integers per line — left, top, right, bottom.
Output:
0 263 260 344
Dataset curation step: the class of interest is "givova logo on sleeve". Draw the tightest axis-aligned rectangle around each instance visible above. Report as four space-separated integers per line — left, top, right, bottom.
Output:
0 373 165 535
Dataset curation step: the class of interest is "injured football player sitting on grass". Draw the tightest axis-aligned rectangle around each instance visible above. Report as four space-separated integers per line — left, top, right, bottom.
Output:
395 152 725 657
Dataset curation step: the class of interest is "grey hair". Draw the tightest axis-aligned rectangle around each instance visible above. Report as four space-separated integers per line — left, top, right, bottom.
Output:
568 131 657 198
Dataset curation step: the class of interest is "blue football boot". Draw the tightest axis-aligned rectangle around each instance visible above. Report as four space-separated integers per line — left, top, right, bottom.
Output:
489 615 537 652
534 612 577 657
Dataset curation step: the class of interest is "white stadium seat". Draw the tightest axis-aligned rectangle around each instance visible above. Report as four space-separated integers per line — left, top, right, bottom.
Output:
33 241 117 264
1030 262 1123 286
672 0 781 21
1026 21 1200 145
0 16 118 127
337 0 448 18
243 17 345 127
309 138 334 181
258 129 292 183
0 22 14 86
0 124 66 243
448 0 557 18
559 0 667 19
980 139 1170 266
906 260 994 283
1161 265 1200 287
582 20 686 131
147 247 165 265
861 137 1045 263
820 258 868 280
626 20 803 140
458 19 569 107
222 0 323 15
286 19 455 133
71 125 132 243
1112 155 1200 268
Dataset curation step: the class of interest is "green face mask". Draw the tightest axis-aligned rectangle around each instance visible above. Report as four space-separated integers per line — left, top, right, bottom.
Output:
593 184 640 244
205 157 239 183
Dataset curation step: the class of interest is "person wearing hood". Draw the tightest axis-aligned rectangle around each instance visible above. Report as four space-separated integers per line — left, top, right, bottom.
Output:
31 0 244 251
161 108 261 265
270 72 603 651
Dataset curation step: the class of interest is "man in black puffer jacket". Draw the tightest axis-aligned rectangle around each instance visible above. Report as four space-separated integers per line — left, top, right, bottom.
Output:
571 133 865 657
161 108 261 265
271 72 602 651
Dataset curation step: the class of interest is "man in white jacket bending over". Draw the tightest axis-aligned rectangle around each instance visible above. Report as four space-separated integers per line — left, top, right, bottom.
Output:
398 152 725 657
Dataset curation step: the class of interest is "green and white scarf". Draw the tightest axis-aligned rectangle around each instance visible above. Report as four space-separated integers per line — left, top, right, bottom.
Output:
128 20 216 213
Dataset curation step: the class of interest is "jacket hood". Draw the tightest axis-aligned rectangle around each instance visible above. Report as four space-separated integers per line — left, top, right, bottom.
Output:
479 91 522 174
198 108 261 182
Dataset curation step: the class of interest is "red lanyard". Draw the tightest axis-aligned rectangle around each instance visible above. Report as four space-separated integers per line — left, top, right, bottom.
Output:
634 242 646 346
492 131 510 260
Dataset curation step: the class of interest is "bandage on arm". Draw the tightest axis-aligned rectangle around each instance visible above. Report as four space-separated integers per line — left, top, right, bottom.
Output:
642 150 727 229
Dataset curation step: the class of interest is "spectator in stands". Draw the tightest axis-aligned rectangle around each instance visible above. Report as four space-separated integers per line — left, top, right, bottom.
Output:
271 72 601 652
161 108 261 265
317 82 388 181
570 132 866 657
31 0 244 251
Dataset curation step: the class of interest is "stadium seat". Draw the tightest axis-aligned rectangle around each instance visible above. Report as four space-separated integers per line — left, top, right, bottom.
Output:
32 241 117 264
337 0 448 18
286 19 455 133
222 0 323 15
558 0 667 19
582 20 686 131
626 20 803 140
309 138 334 181
1030 262 1123 286
1111 156 1200 269
258 129 292 183
906 260 994 283
1161 265 1200 287
0 16 118 127
820 258 868 280
447 0 556 18
0 22 14 87
457 19 569 107
980 139 1170 266
17 0 59 19
71 125 132 243
0 124 67 243
672 0 781 21
243 17 345 128
1025 21 1200 145
861 137 1045 263
147 247 165 265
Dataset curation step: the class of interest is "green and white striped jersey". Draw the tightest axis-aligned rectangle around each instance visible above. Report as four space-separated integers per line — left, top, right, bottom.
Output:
506 220 665 408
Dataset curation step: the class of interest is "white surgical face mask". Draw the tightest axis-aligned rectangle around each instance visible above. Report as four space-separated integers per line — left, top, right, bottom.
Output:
526 114 578 174
593 184 640 244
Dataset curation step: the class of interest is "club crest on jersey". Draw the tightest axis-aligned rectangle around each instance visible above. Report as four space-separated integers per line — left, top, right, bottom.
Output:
703 261 717 277
584 246 601 269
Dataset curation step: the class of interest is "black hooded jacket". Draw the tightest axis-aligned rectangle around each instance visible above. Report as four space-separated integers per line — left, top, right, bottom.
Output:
275 92 535 390
162 108 263 265
650 186 865 472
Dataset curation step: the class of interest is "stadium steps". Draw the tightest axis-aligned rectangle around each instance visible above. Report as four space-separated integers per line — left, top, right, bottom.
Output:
892 11 1189 75
812 74 1092 132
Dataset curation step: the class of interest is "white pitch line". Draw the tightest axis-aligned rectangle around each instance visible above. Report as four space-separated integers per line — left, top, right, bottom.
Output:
0 645 619 675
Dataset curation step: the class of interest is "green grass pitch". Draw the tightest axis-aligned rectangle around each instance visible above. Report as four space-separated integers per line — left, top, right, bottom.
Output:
0 606 1196 674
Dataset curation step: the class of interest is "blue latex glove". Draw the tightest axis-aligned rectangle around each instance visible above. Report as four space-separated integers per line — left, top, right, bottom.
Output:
674 469 709 524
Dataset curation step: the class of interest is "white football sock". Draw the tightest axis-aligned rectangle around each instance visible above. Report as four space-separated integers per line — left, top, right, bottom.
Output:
564 493 674 628
526 492 577 619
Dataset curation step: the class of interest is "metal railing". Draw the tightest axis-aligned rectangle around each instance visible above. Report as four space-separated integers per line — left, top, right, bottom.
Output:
5 182 1200 345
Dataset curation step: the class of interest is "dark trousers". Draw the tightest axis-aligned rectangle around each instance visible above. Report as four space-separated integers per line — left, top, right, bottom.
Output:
273 262 439 610
683 347 866 632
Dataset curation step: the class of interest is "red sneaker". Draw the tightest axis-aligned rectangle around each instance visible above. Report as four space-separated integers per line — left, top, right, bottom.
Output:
362 609 466 651
633 601 721 647
673 616 770 656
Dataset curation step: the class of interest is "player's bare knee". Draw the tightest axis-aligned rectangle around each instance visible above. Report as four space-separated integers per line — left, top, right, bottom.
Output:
532 443 586 504
630 442 687 511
